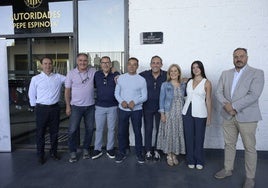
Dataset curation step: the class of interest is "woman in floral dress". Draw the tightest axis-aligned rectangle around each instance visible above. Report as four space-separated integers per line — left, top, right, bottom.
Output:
157 64 186 166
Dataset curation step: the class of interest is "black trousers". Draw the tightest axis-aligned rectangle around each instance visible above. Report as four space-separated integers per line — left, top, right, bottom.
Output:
35 103 60 157
143 110 160 152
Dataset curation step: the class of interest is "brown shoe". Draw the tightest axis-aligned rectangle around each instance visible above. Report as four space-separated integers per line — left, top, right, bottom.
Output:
214 169 232 179
243 178 255 188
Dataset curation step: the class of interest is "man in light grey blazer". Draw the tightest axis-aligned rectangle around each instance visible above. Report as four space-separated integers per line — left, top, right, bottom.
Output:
214 48 264 188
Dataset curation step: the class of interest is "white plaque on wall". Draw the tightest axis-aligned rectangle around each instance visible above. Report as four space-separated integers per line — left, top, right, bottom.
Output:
0 39 11 152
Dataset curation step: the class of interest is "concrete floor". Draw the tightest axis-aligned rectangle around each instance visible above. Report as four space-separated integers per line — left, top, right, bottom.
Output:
0 149 267 188
5 105 268 188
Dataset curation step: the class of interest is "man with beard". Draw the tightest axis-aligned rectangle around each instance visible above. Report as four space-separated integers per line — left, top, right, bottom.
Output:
214 48 264 188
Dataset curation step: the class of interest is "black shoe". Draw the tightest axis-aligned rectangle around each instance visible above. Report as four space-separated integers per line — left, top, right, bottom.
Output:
69 152 77 163
91 150 103 160
137 155 145 164
145 151 153 161
106 149 115 159
153 150 161 161
38 156 46 165
115 153 126 163
50 153 60 160
82 149 90 159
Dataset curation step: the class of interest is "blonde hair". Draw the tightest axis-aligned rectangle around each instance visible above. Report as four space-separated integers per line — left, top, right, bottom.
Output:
167 64 182 82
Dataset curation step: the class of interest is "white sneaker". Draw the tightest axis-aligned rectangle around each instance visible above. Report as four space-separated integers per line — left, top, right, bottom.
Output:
196 164 203 170
154 151 161 161
188 164 195 169
145 151 153 160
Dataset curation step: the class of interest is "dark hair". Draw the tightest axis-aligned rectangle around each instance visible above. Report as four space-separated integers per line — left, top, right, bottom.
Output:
100 56 111 63
150 55 162 64
76 53 88 59
128 57 139 66
40 57 53 64
191 60 207 79
233 48 247 55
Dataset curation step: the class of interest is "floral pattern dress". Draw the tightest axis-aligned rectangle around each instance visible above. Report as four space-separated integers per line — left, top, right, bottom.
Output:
157 86 186 155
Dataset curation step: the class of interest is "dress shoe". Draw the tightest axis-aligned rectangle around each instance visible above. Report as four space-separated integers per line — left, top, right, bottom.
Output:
214 169 232 179
243 178 255 188
38 156 46 165
50 153 60 160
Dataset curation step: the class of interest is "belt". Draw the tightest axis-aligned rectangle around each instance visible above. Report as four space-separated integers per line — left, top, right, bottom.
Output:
36 103 59 107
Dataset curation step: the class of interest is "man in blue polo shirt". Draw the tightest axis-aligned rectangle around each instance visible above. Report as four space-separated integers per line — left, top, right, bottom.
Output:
92 56 120 160
140 55 167 161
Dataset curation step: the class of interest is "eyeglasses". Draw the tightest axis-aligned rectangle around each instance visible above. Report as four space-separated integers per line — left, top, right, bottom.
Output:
82 77 89 84
103 77 107 85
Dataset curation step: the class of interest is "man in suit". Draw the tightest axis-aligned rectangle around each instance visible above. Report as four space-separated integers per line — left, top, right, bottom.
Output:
214 48 265 188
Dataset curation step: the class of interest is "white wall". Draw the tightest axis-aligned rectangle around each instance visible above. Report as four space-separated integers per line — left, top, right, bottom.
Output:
129 0 268 150
0 39 11 152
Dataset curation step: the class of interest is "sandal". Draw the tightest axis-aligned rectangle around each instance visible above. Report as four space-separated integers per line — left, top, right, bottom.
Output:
167 154 174 166
172 154 179 165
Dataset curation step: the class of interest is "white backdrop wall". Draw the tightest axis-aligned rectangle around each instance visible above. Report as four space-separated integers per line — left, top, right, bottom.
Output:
129 0 268 150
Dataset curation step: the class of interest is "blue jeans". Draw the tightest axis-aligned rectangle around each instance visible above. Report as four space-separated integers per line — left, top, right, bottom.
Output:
68 105 95 152
94 106 118 151
143 110 160 152
183 104 206 165
118 109 143 157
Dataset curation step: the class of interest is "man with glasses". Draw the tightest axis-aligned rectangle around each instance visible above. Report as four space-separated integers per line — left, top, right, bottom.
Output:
65 53 96 163
140 55 167 161
91 56 120 160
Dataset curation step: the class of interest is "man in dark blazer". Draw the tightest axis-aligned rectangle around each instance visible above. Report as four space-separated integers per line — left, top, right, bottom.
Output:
214 48 264 188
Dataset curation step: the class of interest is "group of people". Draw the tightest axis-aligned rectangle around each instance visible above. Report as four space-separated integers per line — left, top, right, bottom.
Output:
28 48 264 188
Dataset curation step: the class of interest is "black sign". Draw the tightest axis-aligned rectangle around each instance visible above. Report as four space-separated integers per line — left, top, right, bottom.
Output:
141 32 163 44
13 0 51 34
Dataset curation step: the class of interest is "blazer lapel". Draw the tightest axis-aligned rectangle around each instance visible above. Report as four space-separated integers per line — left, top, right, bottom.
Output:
227 69 235 100
232 65 250 100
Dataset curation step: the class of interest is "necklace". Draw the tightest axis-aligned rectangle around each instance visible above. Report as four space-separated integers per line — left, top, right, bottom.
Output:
79 72 89 84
